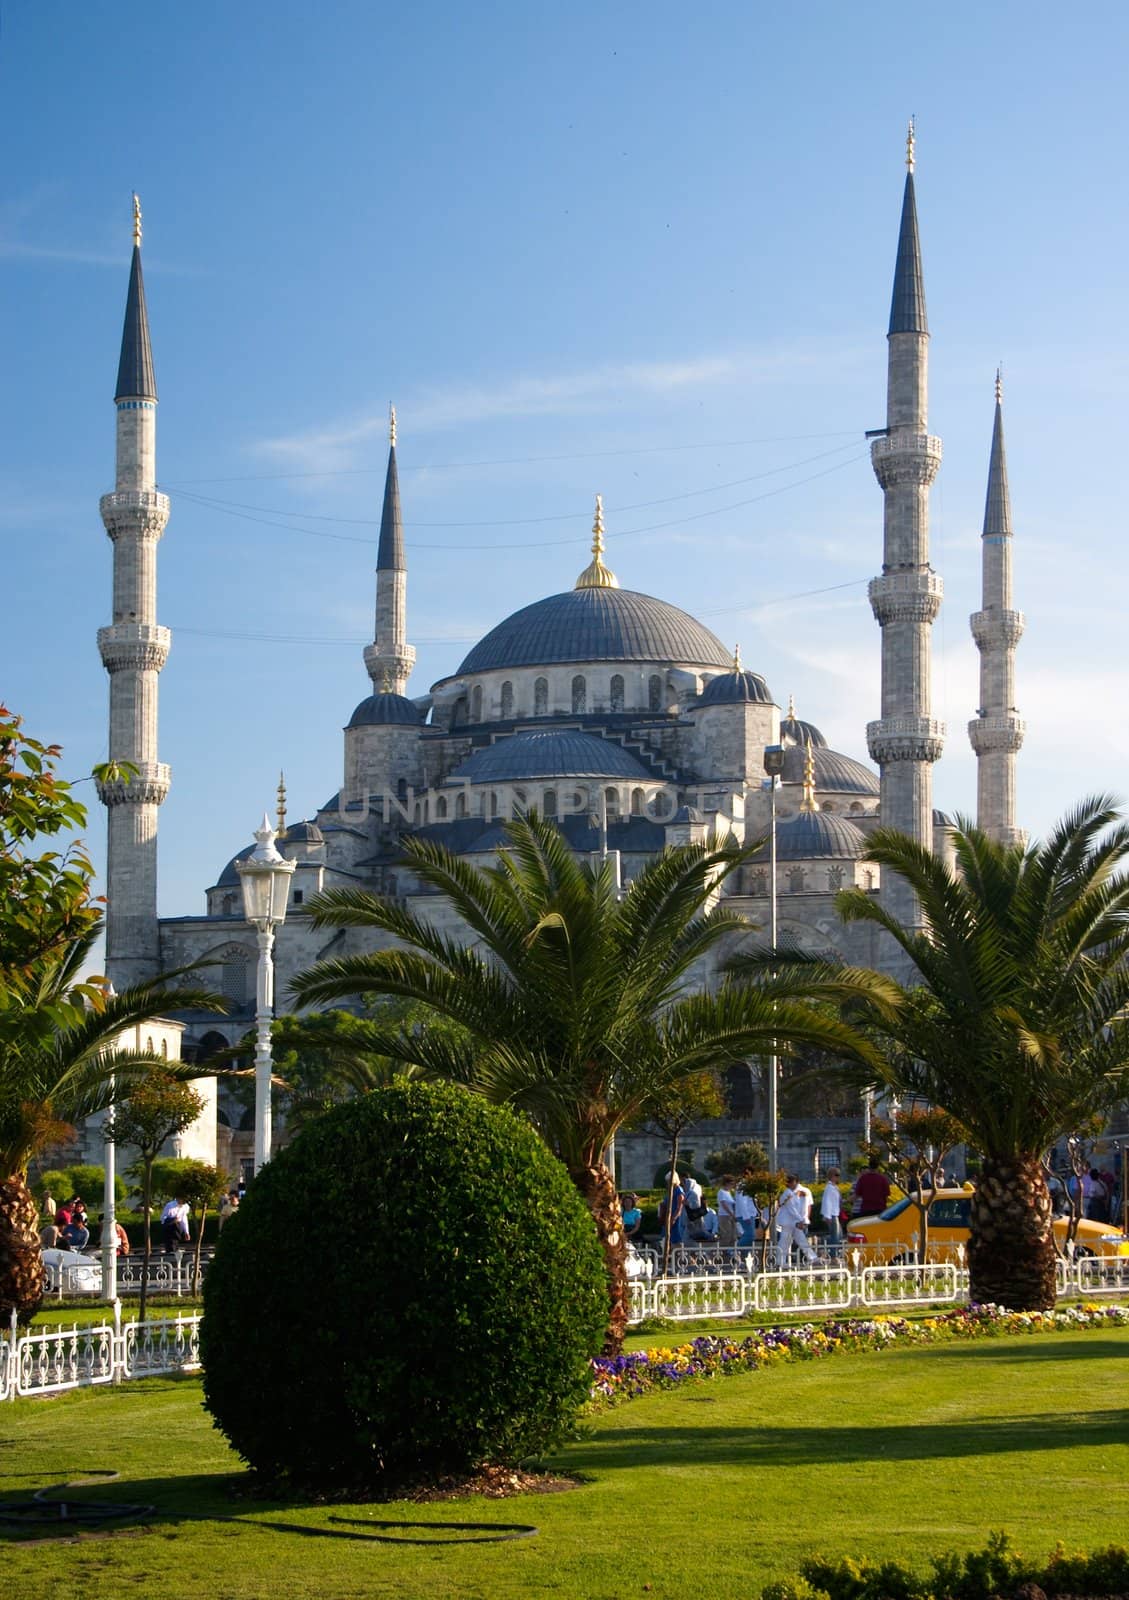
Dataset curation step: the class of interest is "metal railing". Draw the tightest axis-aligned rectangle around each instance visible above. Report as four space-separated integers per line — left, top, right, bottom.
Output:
2 1305 201 1401
44 1251 210 1299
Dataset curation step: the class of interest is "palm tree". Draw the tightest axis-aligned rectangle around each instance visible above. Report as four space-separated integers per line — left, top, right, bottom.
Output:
290 813 887 1350
734 798 1129 1311
0 928 223 1321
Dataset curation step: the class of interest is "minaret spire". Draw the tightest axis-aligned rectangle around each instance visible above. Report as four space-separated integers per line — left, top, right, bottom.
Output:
969 373 1025 845
867 128 944 935
363 404 415 695
98 195 171 986
575 494 620 589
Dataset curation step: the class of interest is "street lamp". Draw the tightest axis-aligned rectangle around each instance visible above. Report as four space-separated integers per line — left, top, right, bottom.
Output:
236 814 296 1175
101 982 118 1304
763 743 785 1176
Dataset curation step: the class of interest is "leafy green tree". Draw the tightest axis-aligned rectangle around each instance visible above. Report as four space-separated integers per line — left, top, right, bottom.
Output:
744 799 1129 1310
292 813 886 1351
866 1106 966 1263
170 1160 229 1294
636 1070 726 1272
0 709 223 1322
108 1074 205 1321
703 1138 768 1184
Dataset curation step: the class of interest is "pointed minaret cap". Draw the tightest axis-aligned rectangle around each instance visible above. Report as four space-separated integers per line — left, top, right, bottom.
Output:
376 404 405 571
888 122 928 337
800 739 821 814
276 772 287 836
983 368 1012 538
115 193 157 402
575 495 620 589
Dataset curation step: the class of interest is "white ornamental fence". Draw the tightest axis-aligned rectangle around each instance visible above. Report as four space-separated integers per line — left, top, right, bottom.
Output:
0 1305 201 1403
42 1251 209 1300
625 1255 1129 1325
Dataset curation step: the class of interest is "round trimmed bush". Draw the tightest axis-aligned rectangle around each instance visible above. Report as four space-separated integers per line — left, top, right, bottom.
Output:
200 1080 608 1485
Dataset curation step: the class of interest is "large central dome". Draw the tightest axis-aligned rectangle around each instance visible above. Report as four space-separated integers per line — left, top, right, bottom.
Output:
454 587 732 676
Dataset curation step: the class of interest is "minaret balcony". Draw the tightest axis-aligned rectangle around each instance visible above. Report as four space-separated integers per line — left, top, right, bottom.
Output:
869 570 943 625
96 760 171 807
98 623 171 673
100 489 170 541
870 432 942 489
867 716 945 765
968 713 1025 755
970 609 1025 650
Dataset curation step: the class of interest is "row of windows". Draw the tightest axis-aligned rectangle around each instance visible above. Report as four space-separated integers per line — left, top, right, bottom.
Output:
743 866 876 894
415 786 668 824
470 673 666 723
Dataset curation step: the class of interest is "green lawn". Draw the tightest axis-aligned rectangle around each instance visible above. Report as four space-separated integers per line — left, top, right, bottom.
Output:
1 1330 1126 1600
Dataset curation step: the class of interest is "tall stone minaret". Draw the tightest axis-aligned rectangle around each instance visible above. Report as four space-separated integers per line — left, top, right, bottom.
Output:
97 196 171 989
867 122 944 930
362 405 415 695
968 373 1025 845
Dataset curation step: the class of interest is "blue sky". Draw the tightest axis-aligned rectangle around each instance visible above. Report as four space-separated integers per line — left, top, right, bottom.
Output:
4 3 1127 917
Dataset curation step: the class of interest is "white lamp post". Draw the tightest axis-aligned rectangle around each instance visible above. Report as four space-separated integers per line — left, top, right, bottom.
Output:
763 744 785 1176
236 814 295 1175
101 983 118 1304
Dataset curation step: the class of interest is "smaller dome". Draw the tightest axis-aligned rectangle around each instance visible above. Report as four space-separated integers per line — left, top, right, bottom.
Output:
346 692 422 729
698 668 773 707
781 743 878 796
773 811 867 861
670 804 706 825
933 808 953 827
779 695 827 748
214 845 253 890
283 820 324 845
448 730 652 785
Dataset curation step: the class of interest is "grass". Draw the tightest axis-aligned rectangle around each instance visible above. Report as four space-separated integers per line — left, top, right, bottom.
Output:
1 1329 1126 1599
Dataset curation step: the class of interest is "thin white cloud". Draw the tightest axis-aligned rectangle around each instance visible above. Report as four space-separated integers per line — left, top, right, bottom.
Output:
252 343 865 475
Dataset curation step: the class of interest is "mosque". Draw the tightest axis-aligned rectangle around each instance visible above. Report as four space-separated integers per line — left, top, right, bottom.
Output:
92 130 1025 1182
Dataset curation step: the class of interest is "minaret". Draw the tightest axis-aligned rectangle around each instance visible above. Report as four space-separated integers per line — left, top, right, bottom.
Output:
867 122 944 929
363 405 415 694
97 196 171 989
968 373 1025 845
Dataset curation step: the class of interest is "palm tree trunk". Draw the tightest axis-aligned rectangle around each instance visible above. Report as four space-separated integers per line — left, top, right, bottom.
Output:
0 1173 45 1323
139 1162 153 1325
969 1156 1057 1310
569 1161 628 1356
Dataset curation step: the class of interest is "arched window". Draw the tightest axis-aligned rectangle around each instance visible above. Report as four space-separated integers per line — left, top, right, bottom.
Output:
436 795 448 819
822 801 835 813
397 778 408 803
849 801 864 816
572 675 587 714
631 787 644 816
161 1038 168 1058
489 791 498 819
828 865 844 890
456 791 467 818
604 787 619 817
610 674 625 712
221 894 234 915
651 792 669 818
750 868 768 896
543 788 557 817
648 674 663 712
788 866 807 893
146 1035 154 1054
500 681 514 719
471 684 483 723
534 677 548 716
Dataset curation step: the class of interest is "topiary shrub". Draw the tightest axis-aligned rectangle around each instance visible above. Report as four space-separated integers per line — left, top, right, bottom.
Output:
200 1080 608 1487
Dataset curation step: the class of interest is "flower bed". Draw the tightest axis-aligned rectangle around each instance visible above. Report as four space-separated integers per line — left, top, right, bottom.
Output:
589 1301 1129 1407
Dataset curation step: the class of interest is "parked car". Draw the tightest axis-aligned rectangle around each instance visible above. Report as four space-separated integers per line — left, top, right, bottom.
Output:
846 1188 1129 1262
41 1248 103 1293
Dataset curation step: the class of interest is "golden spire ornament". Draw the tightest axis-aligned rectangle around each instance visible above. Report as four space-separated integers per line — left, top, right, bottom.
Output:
905 116 916 174
800 738 820 813
389 402 397 448
995 366 1003 405
132 191 142 247
732 643 742 672
575 494 620 589
276 771 287 836
787 692 797 721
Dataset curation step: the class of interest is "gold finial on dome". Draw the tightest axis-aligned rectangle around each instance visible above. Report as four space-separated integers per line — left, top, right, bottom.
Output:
800 738 820 814
733 643 742 672
786 692 796 721
905 116 916 174
132 192 142 247
276 771 287 836
575 493 620 589
389 402 397 447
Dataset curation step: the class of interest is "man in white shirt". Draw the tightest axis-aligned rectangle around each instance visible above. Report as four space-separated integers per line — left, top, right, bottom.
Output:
820 1168 843 1258
734 1187 758 1247
716 1176 738 1247
775 1174 817 1268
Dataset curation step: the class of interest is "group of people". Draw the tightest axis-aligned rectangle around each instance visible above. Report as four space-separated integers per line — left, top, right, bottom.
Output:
39 1194 130 1255
621 1156 899 1266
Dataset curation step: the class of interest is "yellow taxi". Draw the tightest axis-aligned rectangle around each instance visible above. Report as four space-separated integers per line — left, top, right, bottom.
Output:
845 1187 1129 1262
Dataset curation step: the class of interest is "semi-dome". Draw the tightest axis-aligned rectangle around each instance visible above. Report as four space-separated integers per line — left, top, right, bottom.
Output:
214 845 253 890
447 729 653 785
283 820 324 844
698 667 773 706
452 587 732 677
781 743 878 795
346 691 422 729
773 811 868 860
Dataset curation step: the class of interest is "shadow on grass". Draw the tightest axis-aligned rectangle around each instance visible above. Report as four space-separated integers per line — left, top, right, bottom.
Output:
916 1339 1129 1363
559 1409 1129 1473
